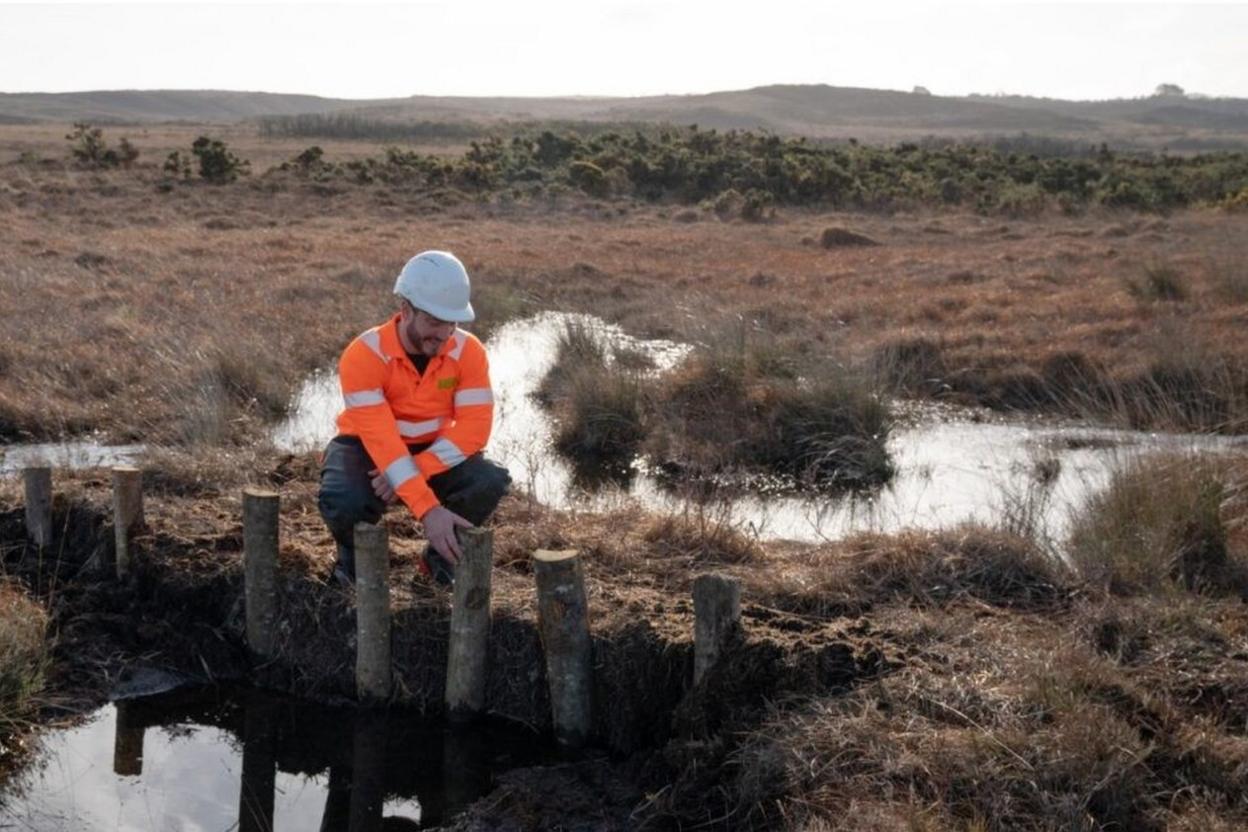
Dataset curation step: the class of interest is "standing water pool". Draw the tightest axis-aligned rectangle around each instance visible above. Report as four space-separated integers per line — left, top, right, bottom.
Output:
0 684 548 831
272 312 1247 544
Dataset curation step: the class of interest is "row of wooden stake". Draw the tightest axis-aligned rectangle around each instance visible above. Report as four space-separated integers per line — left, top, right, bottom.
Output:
22 469 743 749
23 465 144 577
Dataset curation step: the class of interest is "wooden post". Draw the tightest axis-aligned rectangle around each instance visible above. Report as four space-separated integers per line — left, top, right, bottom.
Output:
243 488 280 662
23 466 53 549
111 466 144 579
445 528 494 720
354 521 392 702
692 573 742 686
533 548 592 747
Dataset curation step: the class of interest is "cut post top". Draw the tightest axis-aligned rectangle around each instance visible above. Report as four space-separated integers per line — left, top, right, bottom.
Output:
243 487 279 500
533 549 579 563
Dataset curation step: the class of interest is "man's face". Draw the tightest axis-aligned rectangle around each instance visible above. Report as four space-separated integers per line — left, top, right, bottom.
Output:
402 303 457 357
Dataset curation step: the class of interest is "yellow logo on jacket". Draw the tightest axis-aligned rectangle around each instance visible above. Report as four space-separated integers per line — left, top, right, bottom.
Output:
437 377 458 390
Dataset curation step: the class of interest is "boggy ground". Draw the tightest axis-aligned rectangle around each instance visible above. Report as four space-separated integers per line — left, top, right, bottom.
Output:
2 136 1248 445
2 450 1247 830
3 127 1248 829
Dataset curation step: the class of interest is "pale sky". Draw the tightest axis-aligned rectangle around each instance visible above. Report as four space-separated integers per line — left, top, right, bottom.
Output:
1 1 1245 101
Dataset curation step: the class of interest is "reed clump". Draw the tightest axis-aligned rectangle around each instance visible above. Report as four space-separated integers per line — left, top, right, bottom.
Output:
1067 452 1248 597
648 336 894 489
536 320 649 482
538 320 895 491
0 582 49 737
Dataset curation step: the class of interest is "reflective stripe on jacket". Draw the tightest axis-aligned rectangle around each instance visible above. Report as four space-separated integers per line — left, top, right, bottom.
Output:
335 314 495 518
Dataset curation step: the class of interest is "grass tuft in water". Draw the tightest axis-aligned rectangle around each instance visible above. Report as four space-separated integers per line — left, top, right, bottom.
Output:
647 323 894 490
0 582 49 741
538 320 648 483
1067 452 1248 597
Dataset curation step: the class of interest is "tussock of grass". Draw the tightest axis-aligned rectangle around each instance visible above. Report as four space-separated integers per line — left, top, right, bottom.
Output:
642 511 762 565
1208 250 1248 304
554 368 648 484
749 525 1071 622
1067 452 1248 597
871 336 948 395
0 582 48 733
835 526 1070 609
1127 262 1188 302
646 326 894 490
537 321 648 482
538 319 895 490
1121 356 1248 433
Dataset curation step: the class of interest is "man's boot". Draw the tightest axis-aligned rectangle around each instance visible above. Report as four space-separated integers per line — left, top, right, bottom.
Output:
332 543 356 587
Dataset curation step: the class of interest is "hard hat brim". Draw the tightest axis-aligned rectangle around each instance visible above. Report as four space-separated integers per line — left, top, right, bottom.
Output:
398 293 476 323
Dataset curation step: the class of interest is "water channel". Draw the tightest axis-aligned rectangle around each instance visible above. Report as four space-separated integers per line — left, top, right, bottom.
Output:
0 683 548 831
274 312 1245 545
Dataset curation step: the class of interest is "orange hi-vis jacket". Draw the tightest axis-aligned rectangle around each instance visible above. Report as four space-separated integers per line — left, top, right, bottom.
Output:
335 314 495 519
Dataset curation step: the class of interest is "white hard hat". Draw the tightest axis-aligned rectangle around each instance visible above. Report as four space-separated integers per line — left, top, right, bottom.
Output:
393 250 475 323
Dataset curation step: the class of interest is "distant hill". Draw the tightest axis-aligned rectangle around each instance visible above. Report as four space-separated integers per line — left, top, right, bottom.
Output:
0 89 391 123
3 84 1248 149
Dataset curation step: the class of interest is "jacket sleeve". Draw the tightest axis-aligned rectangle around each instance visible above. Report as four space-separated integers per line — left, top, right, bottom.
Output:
339 337 440 518
415 337 494 479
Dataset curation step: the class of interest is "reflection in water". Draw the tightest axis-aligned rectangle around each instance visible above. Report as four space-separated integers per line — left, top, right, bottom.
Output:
0 686 545 831
348 715 386 832
240 695 278 832
112 700 144 777
273 312 1246 544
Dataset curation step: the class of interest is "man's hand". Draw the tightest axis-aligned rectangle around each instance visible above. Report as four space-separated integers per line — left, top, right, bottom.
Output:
421 505 474 563
367 468 397 504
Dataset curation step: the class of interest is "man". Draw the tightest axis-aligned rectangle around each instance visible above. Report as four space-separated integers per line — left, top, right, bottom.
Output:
317 250 511 586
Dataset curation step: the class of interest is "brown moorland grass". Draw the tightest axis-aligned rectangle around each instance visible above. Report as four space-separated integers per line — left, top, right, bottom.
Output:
3 127 1248 443
3 121 1248 826
0 581 48 774
2 450 1247 828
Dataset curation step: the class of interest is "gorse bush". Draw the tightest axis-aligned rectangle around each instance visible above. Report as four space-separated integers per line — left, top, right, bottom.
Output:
191 136 250 183
255 125 1248 215
65 122 139 169
163 151 193 180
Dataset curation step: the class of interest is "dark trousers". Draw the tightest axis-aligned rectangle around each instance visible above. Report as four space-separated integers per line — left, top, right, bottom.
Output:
317 435 511 572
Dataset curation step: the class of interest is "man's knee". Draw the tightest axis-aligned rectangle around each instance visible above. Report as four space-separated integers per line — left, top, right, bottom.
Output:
318 438 384 537
317 480 382 537
477 460 511 510
435 456 511 525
